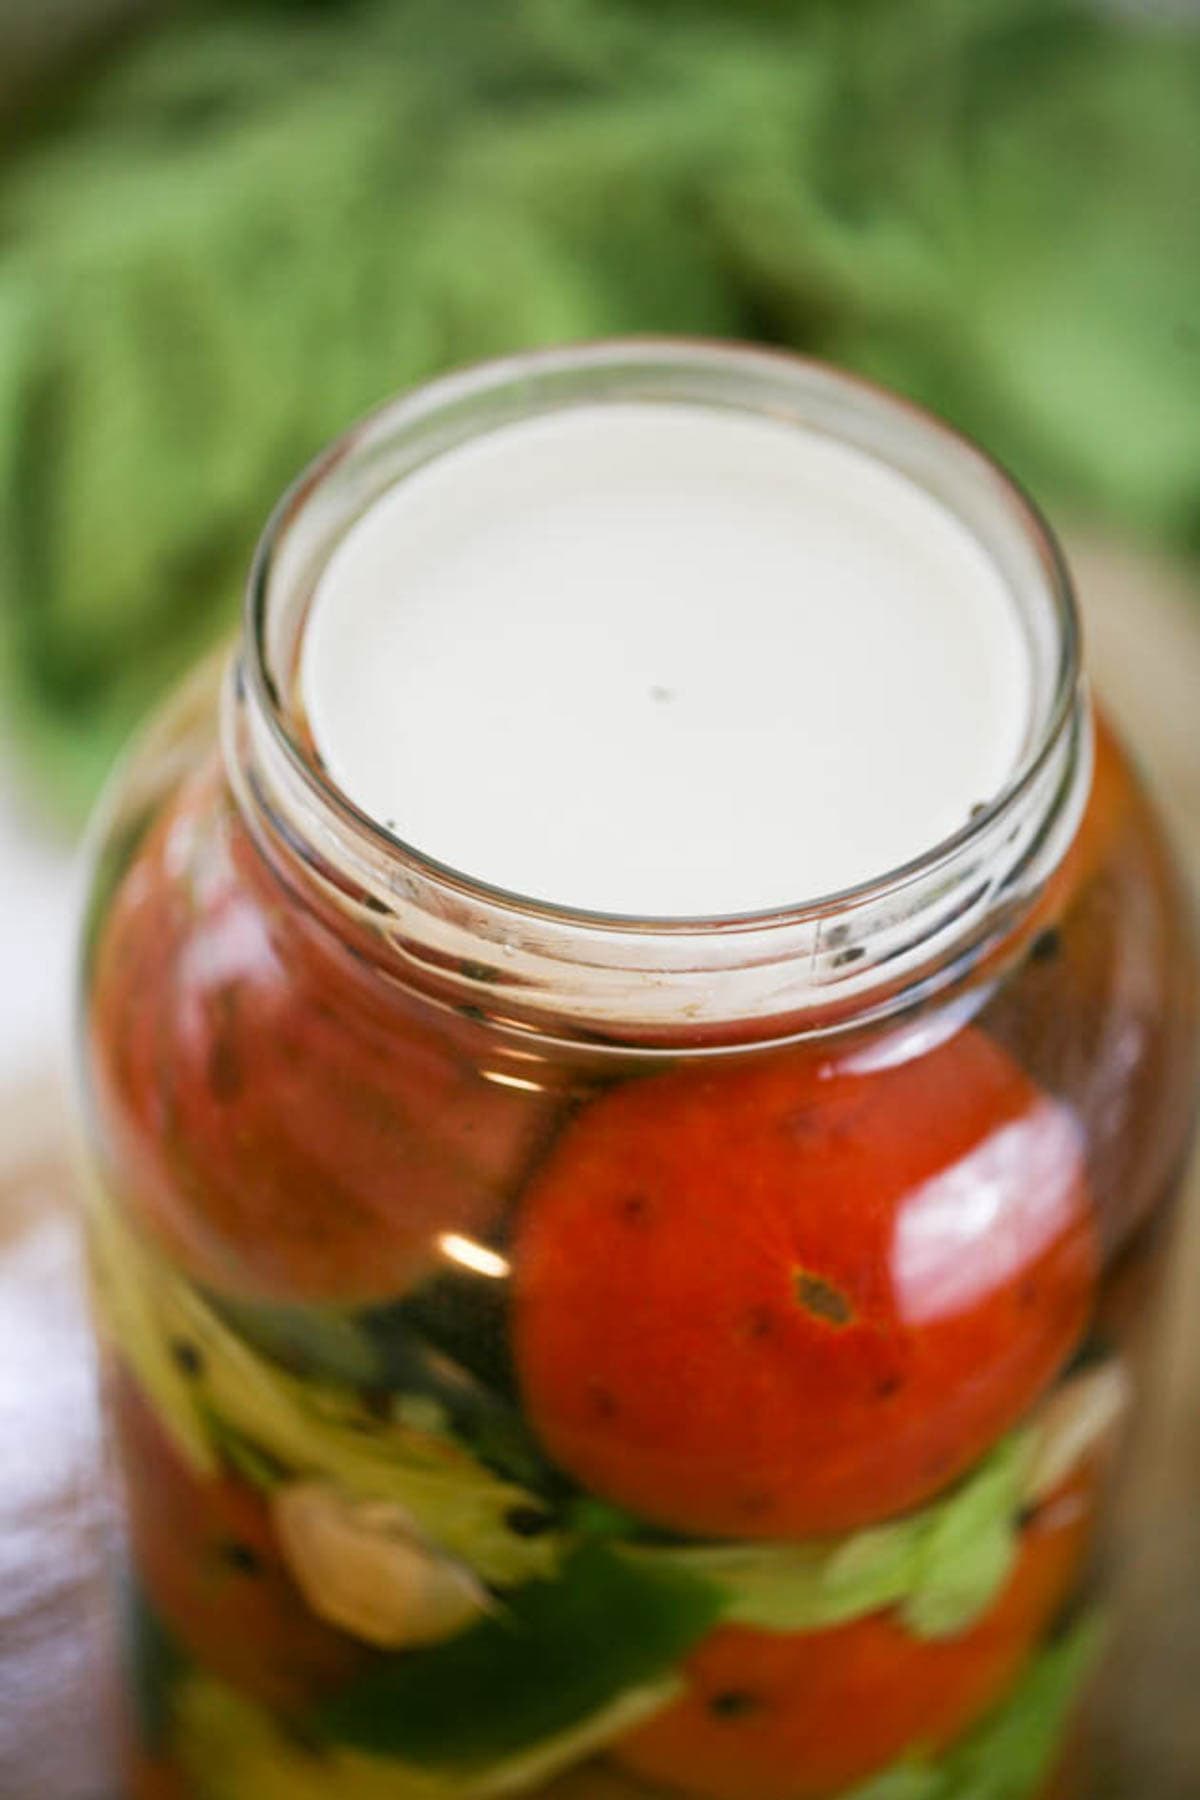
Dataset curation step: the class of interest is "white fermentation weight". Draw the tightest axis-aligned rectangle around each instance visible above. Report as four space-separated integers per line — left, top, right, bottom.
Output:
301 403 1032 917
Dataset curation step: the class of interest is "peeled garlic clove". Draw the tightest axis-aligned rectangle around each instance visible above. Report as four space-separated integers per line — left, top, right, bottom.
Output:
273 1480 491 1648
1025 1360 1133 1506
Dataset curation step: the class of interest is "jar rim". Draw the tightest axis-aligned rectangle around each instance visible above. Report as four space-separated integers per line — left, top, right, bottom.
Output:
235 338 1090 1043
244 336 1082 935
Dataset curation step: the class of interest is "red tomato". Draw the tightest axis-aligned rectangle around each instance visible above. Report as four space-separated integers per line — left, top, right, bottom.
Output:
110 1371 366 1711
614 1480 1094 1800
89 765 553 1303
513 1027 1096 1537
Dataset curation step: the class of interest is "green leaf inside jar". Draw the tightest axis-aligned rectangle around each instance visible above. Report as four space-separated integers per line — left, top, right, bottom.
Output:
167 1609 1102 1800
843 1610 1103 1799
85 1184 565 1587
313 1541 723 1764
622 1429 1033 1641
208 1282 556 1493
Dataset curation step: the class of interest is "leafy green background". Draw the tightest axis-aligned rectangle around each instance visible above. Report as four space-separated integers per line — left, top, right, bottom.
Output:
1 0 1197 816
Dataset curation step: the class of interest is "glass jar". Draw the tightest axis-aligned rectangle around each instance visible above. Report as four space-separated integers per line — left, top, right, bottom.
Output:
75 343 1198 1800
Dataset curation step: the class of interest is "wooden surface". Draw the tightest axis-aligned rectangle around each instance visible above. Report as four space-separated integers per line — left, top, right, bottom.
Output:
1 533 1199 1800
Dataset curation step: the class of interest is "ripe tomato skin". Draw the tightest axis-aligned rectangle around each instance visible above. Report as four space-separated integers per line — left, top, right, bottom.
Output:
513 1027 1097 1538
614 1481 1094 1800
88 764 553 1304
110 1371 366 1712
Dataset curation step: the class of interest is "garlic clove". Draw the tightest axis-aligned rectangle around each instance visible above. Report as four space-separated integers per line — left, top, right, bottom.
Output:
273 1480 491 1649
1025 1360 1133 1506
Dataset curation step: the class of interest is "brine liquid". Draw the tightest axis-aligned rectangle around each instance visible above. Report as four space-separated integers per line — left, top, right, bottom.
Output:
300 403 1032 915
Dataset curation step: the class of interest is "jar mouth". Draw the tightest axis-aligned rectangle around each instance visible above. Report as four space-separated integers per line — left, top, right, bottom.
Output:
235 338 1089 1044
244 337 1081 937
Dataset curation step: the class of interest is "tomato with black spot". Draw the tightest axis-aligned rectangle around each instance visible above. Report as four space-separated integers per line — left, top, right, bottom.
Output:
614 1475 1095 1799
513 1027 1097 1538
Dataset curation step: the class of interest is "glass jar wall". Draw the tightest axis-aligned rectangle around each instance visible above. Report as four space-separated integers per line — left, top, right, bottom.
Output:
75 345 1198 1800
